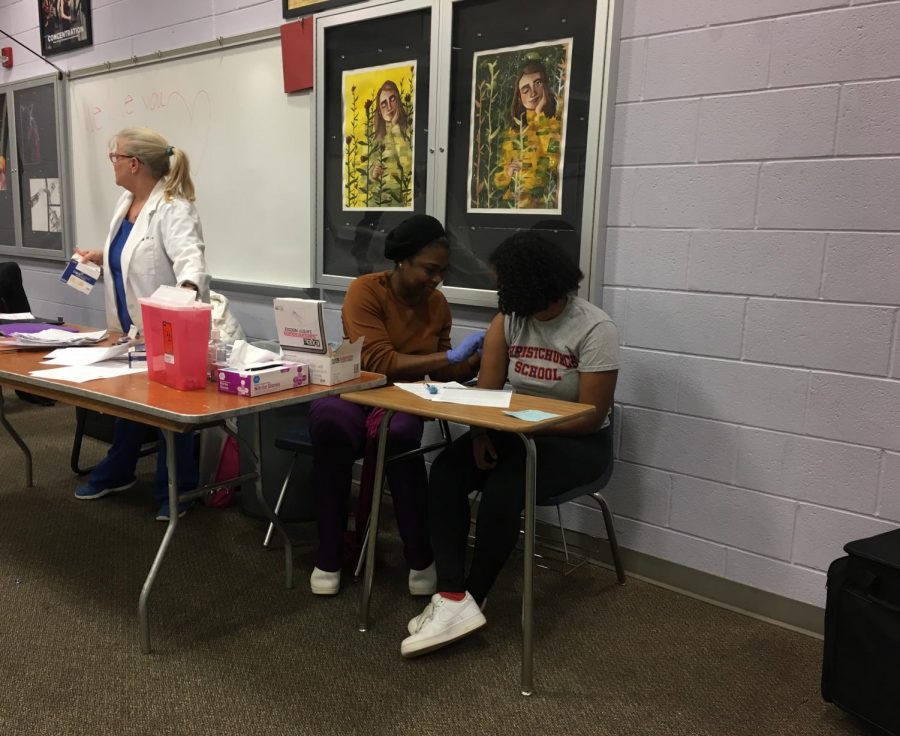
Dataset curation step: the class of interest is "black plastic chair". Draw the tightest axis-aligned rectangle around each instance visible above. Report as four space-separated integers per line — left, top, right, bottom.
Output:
0 262 31 314
0 261 55 407
535 413 625 583
261 423 315 548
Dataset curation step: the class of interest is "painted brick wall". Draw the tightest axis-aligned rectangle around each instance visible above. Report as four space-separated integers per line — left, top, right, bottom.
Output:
602 0 900 607
0 0 282 85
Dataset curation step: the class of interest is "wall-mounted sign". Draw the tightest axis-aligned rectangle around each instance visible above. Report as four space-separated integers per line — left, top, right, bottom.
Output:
39 0 93 57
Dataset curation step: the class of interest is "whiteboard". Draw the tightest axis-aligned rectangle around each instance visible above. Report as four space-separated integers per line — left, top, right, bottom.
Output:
68 39 312 288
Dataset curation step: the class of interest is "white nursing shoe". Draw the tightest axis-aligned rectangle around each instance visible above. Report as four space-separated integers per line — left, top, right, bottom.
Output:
408 562 437 596
310 566 341 595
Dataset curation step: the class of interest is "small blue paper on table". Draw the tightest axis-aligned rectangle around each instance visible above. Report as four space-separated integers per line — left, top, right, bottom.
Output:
503 409 561 422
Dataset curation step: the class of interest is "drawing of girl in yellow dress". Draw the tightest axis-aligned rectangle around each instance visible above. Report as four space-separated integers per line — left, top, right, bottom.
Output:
367 80 413 208
492 60 563 211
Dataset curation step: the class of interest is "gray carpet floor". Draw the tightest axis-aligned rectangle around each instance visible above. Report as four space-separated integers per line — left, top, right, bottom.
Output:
0 394 868 736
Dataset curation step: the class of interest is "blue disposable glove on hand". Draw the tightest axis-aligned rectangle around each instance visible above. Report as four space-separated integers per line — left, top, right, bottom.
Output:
446 332 485 364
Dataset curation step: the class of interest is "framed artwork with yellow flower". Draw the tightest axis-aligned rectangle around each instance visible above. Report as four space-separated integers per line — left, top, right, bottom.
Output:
467 39 572 214
341 61 417 211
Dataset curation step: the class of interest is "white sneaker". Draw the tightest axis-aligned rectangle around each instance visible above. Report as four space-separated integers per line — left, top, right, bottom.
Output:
310 566 341 595
407 594 486 634
400 592 486 657
408 562 437 596
407 598 434 635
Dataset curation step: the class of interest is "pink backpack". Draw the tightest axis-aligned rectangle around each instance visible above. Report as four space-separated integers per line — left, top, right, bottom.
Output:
204 434 240 508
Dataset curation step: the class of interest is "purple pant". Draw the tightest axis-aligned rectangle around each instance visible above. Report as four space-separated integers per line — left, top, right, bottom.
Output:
307 396 432 572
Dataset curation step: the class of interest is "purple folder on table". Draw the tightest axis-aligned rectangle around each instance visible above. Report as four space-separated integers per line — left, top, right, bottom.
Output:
0 323 78 336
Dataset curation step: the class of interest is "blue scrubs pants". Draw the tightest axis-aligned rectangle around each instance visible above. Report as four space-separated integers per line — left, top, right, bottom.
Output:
87 418 198 503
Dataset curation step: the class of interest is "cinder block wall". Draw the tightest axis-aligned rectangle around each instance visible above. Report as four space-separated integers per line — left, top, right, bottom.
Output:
2 0 899 609
601 0 900 607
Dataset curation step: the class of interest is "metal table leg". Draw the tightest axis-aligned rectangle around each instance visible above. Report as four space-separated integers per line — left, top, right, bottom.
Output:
251 413 294 588
358 410 393 632
519 434 538 696
138 428 180 654
0 388 33 487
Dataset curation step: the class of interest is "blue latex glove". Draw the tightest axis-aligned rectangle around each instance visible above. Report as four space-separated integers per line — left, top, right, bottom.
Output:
446 332 485 364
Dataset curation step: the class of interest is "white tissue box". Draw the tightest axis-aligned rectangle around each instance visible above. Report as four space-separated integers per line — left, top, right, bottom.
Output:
282 341 362 386
216 362 309 397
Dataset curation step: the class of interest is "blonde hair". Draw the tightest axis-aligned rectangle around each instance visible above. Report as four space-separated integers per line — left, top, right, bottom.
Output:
111 127 196 202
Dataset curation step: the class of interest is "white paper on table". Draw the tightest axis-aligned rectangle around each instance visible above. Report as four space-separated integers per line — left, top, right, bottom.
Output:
91 359 147 374
42 344 129 366
0 312 35 320
432 388 512 408
393 381 468 400
13 328 108 347
29 361 145 383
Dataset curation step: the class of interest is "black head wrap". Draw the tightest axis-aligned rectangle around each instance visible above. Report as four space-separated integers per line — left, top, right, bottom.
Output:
384 214 446 261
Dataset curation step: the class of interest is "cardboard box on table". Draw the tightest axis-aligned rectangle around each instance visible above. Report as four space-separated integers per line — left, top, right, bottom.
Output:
274 298 362 386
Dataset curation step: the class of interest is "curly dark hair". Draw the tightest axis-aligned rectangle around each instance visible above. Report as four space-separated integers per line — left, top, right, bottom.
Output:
488 232 583 316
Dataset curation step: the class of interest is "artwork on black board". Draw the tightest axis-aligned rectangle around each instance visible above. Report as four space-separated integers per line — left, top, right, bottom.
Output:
468 39 572 214
39 0 93 57
342 61 417 211
0 95 8 192
29 177 61 232
283 0 359 19
18 102 42 165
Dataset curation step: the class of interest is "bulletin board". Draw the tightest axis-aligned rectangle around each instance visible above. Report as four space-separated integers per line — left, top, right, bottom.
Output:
314 0 618 307
67 37 313 289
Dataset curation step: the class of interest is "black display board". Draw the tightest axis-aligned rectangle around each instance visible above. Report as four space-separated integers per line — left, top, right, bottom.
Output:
0 93 14 248
318 0 598 294
443 0 596 290
321 7 432 278
15 83 63 252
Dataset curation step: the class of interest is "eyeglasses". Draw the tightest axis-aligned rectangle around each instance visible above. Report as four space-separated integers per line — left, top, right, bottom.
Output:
108 152 137 163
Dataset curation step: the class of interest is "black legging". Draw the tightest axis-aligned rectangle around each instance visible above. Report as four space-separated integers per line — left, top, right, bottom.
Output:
428 427 613 603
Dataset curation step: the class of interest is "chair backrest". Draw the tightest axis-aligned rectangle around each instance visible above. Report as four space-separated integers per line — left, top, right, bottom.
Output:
595 410 615 486
0 262 31 314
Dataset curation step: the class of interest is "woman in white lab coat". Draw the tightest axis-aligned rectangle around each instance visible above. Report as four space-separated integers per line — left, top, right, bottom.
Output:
74 126 210 521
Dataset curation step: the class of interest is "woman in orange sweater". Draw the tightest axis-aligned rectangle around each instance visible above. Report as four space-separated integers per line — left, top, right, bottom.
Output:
307 215 483 596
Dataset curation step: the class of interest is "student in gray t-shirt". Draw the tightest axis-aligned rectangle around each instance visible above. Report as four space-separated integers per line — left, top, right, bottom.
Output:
401 232 620 658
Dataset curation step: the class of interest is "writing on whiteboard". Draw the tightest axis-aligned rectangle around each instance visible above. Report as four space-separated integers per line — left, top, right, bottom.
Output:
84 88 212 133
